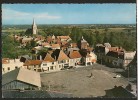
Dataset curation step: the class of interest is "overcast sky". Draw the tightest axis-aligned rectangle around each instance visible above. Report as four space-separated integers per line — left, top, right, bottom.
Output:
2 4 136 25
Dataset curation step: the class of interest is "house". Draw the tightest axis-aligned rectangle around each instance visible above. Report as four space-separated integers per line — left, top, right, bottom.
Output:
41 52 58 72
57 36 71 42
105 50 124 67
89 52 97 64
46 36 53 43
34 35 45 41
105 50 136 69
77 36 89 50
68 50 82 67
123 51 136 69
2 58 24 74
21 37 33 46
2 68 41 90
23 60 42 72
52 49 70 68
80 50 97 66
95 43 124 65
41 49 70 72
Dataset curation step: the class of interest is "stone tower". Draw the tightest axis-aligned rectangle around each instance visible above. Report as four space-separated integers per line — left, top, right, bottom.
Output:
32 19 38 35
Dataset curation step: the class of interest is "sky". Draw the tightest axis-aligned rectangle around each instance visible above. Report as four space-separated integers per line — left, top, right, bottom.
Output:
2 4 136 25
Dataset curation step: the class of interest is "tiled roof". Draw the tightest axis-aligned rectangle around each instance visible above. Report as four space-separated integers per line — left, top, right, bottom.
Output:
68 51 82 59
42 42 50 47
57 36 70 39
2 68 41 87
51 44 60 48
43 53 55 62
46 36 52 43
2 58 10 64
23 60 42 66
2 59 9 64
51 49 69 61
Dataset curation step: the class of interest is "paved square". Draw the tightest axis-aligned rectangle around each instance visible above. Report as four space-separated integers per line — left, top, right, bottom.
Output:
40 64 129 97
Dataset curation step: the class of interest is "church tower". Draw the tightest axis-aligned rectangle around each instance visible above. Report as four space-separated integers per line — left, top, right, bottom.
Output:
32 19 38 35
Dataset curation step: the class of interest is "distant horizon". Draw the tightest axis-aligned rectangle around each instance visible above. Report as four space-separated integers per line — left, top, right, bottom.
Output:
2 4 136 25
2 23 136 26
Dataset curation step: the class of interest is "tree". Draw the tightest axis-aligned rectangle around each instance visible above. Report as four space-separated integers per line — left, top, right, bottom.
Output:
25 28 32 36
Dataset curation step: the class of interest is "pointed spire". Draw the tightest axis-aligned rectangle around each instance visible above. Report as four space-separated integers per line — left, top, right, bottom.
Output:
33 18 36 26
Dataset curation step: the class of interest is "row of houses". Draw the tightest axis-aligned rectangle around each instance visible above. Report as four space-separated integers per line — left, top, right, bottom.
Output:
2 49 97 74
95 43 136 69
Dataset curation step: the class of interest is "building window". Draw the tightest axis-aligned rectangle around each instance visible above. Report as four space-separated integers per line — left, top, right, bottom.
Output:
52 62 54 64
15 66 18 69
43 64 47 66
50 66 53 70
34 65 36 68
8 67 10 71
3 68 4 71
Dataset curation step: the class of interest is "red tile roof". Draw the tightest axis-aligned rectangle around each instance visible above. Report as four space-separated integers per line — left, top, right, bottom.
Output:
51 44 60 48
2 59 9 64
43 53 55 62
57 50 69 61
57 36 70 39
42 42 50 47
23 60 42 66
68 51 82 59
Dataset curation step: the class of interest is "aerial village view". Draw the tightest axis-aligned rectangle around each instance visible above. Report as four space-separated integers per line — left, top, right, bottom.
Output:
2 4 137 98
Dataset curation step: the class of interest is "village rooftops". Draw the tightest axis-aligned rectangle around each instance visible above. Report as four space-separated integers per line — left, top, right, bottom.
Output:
68 50 82 59
51 49 69 61
23 60 42 66
57 36 71 39
2 68 41 87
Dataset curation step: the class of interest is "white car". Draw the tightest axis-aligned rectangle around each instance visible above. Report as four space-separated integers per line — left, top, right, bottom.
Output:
116 74 121 78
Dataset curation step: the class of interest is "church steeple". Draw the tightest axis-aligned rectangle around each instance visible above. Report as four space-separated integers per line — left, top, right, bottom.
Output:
32 18 38 35
33 18 36 26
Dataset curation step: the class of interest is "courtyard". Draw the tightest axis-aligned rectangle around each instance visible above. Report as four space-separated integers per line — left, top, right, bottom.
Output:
40 64 130 97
